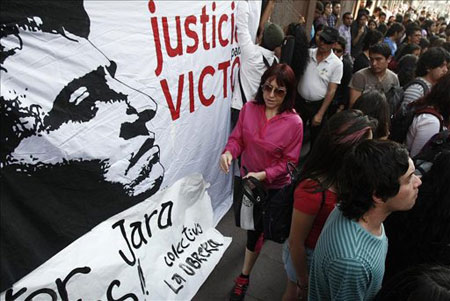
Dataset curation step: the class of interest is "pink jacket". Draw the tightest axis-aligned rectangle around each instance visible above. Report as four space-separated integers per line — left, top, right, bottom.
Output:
224 102 303 189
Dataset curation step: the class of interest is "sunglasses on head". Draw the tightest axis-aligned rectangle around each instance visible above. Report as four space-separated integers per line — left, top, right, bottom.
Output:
262 83 287 98
319 36 334 44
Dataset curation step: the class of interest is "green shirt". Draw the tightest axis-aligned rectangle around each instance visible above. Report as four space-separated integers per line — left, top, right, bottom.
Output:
309 207 388 301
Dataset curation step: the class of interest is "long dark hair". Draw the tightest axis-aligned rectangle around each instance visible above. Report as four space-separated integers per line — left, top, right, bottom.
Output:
285 22 310 79
397 54 419 87
299 110 376 191
254 64 296 114
353 90 390 139
411 72 450 123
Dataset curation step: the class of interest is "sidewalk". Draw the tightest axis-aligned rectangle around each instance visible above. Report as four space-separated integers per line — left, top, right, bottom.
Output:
193 208 287 301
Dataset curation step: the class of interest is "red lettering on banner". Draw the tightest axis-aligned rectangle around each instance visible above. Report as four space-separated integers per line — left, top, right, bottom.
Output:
218 14 229 47
211 2 216 49
188 71 195 113
198 66 215 107
200 6 210 50
150 16 163 76
159 60 235 121
161 76 184 121
148 1 236 76
218 61 230 98
162 16 183 57
184 16 198 54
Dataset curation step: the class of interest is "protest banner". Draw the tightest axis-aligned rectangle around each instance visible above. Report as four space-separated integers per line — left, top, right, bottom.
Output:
1 0 260 296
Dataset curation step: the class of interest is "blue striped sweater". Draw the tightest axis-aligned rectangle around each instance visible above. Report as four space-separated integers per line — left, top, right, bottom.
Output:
308 207 388 301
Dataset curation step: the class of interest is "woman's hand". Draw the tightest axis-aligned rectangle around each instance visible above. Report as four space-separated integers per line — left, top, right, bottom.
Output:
219 151 233 173
243 171 266 181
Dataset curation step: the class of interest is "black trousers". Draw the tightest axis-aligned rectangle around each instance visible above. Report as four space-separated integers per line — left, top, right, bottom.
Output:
295 93 325 148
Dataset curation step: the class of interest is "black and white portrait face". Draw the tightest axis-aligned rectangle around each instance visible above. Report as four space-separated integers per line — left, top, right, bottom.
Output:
2 23 164 199
1 0 164 290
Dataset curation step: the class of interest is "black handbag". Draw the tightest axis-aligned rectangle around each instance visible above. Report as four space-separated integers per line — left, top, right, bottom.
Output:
233 176 268 231
262 162 300 243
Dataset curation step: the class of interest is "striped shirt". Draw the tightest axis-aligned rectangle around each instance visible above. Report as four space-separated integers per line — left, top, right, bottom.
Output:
399 78 432 115
308 207 388 301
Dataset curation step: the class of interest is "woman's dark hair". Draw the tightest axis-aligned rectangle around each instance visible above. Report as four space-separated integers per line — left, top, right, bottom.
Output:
419 37 430 50
353 91 390 139
375 265 450 301
362 29 384 51
422 19 435 37
369 42 392 58
430 37 445 48
368 19 377 28
285 22 310 79
412 72 450 124
338 140 409 220
386 22 405 37
383 151 450 281
323 1 332 11
415 47 449 76
397 54 419 87
299 110 376 191
395 43 421 61
254 63 296 113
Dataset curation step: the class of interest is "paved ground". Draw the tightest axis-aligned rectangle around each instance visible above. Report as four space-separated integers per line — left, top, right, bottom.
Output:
193 208 287 301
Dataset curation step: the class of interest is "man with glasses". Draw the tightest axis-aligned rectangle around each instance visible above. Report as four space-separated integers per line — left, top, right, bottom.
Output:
338 12 353 56
330 36 353 114
296 26 343 147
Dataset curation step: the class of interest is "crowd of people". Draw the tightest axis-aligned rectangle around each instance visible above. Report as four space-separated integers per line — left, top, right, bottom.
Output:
219 1 450 300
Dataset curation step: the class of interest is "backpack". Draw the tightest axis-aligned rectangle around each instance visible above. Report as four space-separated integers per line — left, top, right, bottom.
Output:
385 79 430 119
389 106 444 144
262 163 325 243
280 23 309 79
280 35 295 66
413 130 450 177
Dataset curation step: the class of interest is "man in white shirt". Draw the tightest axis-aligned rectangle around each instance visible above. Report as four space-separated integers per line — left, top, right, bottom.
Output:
297 26 343 146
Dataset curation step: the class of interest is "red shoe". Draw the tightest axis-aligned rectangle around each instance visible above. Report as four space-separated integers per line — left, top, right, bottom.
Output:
230 275 249 301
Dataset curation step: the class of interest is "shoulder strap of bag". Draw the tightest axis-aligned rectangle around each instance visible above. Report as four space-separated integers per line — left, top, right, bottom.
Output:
415 107 444 131
238 69 247 105
405 78 429 95
319 190 326 212
262 55 277 68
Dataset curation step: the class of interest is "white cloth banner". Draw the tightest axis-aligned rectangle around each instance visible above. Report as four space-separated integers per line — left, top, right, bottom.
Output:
0 0 260 296
1 174 231 300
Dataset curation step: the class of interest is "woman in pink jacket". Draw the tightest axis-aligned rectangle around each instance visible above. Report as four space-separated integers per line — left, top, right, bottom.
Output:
219 64 303 300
